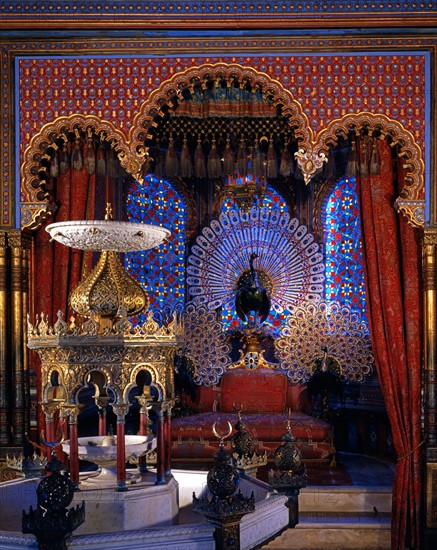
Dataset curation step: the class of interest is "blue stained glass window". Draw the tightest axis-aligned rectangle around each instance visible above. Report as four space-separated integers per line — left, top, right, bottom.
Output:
124 175 187 325
324 177 369 327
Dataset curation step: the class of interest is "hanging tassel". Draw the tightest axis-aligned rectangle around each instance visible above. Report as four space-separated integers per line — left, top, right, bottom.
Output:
165 135 179 178
250 145 264 178
370 138 381 175
279 141 292 177
346 140 358 178
359 135 371 178
266 137 277 179
207 138 221 179
107 148 119 179
59 141 70 175
84 134 96 175
194 137 206 178
96 142 106 178
236 138 248 177
71 139 83 171
50 149 59 178
323 150 336 179
153 141 164 178
223 136 234 176
180 136 193 178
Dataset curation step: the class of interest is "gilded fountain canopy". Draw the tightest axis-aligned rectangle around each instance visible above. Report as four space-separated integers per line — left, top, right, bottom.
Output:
45 206 171 321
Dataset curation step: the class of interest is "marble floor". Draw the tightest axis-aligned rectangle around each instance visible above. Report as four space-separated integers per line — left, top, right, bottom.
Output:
334 452 395 486
259 453 394 550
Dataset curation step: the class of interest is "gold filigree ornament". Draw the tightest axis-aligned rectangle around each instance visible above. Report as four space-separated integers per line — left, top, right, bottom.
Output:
46 204 171 330
275 301 374 384
69 250 148 322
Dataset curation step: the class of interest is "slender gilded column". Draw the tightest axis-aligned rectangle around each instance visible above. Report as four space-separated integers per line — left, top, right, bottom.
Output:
113 404 130 492
8 230 31 444
21 233 31 435
0 233 8 445
423 229 437 531
423 229 437 447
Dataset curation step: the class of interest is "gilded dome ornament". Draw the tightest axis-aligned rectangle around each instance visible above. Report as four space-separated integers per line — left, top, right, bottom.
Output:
68 250 148 321
46 203 171 327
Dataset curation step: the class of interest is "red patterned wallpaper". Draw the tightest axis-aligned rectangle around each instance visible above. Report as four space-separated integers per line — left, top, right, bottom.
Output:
18 53 426 158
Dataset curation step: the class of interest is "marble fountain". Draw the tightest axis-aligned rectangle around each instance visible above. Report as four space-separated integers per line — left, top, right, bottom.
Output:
0 463 288 549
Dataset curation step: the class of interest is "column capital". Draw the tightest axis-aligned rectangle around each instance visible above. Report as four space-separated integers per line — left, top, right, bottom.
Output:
62 404 82 423
40 400 61 422
422 227 437 246
6 229 32 251
112 403 130 422
136 395 153 413
94 396 111 411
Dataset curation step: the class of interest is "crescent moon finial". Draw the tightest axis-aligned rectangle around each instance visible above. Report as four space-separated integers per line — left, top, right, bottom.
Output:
212 421 233 443
40 428 65 449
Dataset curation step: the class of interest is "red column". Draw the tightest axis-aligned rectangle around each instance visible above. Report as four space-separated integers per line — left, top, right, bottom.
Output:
139 409 148 436
95 397 110 436
45 418 55 461
42 402 58 461
58 410 69 467
116 421 126 490
113 404 129 491
68 419 80 488
164 409 172 477
155 406 165 485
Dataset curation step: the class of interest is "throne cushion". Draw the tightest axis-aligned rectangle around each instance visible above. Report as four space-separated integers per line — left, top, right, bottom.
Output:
220 368 287 413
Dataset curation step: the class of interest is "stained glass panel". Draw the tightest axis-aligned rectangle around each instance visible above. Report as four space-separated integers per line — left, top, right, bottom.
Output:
324 177 369 327
124 175 187 325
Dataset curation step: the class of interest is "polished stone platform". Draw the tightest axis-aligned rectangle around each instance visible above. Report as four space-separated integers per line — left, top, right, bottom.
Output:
0 453 394 549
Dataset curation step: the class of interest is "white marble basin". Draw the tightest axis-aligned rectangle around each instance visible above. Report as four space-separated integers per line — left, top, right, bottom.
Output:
46 220 170 252
63 435 156 484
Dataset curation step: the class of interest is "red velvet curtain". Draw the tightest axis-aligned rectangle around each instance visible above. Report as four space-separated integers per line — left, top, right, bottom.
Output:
34 158 95 321
32 141 97 433
354 135 422 549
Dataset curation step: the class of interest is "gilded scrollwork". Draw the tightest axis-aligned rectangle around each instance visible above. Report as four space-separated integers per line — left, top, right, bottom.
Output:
29 311 178 407
21 115 132 231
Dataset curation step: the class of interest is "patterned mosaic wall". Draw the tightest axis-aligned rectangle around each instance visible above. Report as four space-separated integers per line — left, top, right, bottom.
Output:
124 175 187 324
17 53 426 156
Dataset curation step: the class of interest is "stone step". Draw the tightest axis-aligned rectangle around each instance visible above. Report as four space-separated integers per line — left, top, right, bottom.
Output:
261 512 391 549
299 485 392 514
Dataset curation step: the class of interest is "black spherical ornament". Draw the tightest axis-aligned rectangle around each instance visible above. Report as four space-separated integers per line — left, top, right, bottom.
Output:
207 461 240 499
37 471 74 511
231 419 256 458
273 443 302 472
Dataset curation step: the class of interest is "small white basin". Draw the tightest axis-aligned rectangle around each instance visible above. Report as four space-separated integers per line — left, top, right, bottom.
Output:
63 435 156 484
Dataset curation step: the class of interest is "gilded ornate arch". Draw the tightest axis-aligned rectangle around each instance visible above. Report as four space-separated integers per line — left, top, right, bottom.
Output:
20 115 132 231
314 112 425 228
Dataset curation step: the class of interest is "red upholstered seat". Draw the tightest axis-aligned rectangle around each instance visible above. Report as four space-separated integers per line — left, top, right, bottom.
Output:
171 367 336 464
171 411 331 442
221 368 287 413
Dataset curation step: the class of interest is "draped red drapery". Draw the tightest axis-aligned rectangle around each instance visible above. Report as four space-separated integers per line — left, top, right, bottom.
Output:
32 142 98 435
354 136 422 549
